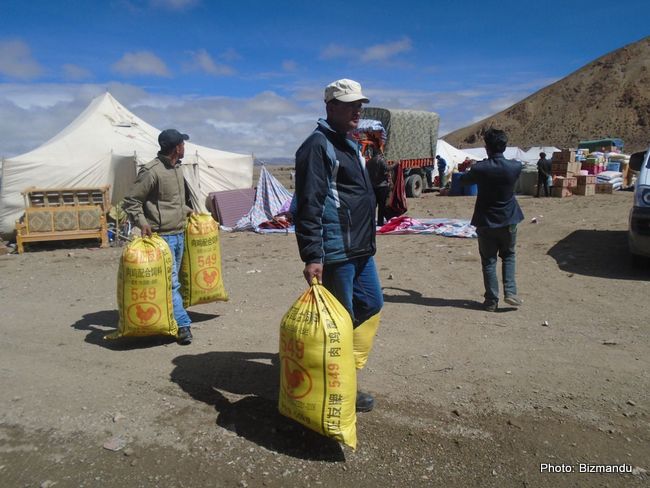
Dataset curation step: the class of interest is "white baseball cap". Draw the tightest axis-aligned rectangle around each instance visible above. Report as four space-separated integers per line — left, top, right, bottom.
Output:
324 78 369 103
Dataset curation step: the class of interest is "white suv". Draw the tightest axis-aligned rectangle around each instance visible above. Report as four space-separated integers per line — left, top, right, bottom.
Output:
629 147 650 260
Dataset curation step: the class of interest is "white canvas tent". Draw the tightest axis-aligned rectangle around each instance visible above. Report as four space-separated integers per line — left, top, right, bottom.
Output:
522 146 561 164
453 146 529 162
0 92 253 236
462 147 488 160
436 140 482 168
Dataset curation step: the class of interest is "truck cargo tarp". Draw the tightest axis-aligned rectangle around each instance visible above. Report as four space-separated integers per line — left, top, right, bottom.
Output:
361 108 439 161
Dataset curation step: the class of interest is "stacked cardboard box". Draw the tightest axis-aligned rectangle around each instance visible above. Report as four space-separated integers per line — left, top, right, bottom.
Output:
576 175 596 185
552 150 582 177
552 149 576 163
551 187 572 198
553 176 577 188
552 162 582 176
574 185 596 196
574 174 596 196
595 183 614 194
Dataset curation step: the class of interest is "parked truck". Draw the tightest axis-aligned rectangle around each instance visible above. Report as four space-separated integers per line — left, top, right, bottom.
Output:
355 107 440 197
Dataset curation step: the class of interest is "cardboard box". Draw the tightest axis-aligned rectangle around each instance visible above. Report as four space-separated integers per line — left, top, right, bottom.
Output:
576 174 596 185
573 184 595 196
551 186 572 198
553 176 577 188
552 162 581 177
552 149 577 163
595 183 614 194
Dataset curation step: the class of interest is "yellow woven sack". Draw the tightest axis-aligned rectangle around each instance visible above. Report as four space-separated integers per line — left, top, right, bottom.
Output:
180 213 228 307
106 235 178 339
353 312 381 370
278 280 357 449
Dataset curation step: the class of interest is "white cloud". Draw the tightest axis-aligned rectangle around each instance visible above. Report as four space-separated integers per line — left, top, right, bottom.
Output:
149 0 198 10
282 60 298 72
320 38 412 65
361 38 412 63
219 48 241 63
0 74 555 159
183 50 235 76
0 40 44 80
320 44 355 60
112 51 171 77
62 64 92 81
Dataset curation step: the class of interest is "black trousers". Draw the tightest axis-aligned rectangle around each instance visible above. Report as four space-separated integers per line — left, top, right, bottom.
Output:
374 186 390 226
537 174 550 197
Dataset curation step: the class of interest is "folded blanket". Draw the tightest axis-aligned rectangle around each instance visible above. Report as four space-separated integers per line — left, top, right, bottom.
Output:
378 216 476 238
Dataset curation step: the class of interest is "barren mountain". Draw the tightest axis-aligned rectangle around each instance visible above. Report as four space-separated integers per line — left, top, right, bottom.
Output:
444 36 650 152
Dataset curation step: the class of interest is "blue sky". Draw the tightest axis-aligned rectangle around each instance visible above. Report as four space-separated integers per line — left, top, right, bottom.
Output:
0 0 648 159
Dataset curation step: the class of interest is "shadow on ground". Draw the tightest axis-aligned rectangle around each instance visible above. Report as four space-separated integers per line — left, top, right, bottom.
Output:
547 230 649 280
382 287 507 311
170 351 345 461
71 310 176 349
71 309 219 349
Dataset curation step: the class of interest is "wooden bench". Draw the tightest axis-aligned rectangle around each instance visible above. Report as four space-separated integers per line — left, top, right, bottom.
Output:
15 186 110 253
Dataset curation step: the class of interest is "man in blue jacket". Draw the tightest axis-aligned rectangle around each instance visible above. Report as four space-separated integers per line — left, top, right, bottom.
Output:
294 78 383 412
460 128 524 312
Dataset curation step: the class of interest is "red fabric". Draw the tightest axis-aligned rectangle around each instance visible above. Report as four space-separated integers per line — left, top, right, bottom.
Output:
378 215 413 233
387 162 407 217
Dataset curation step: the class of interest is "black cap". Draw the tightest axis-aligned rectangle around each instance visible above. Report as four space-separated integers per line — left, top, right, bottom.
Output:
158 129 189 150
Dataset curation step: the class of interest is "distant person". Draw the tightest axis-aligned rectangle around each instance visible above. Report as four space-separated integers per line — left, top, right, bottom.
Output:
294 78 383 412
123 129 195 345
536 152 552 197
460 128 524 312
436 155 448 188
366 151 391 225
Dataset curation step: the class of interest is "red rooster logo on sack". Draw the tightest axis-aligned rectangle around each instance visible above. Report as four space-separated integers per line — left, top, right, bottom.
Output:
282 357 312 399
127 302 161 327
135 304 156 324
203 269 218 287
195 267 219 290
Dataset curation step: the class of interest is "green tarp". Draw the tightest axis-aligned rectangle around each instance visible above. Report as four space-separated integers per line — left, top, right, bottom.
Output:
361 108 439 161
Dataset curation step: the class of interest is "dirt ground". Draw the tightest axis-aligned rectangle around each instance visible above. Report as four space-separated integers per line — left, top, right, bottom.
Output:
0 168 648 488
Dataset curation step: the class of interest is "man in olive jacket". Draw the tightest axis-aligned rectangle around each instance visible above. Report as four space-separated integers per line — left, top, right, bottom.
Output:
123 129 194 345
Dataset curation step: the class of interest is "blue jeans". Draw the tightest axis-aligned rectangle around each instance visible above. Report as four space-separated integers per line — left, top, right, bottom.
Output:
161 233 192 328
476 225 518 303
322 256 383 328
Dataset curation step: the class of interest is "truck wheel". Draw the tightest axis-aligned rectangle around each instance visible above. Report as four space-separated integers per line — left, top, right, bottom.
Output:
405 174 423 198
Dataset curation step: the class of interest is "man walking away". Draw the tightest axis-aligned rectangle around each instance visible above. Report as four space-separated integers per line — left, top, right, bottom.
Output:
460 128 524 312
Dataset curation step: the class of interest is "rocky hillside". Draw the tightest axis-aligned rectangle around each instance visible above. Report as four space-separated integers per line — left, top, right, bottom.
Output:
444 36 650 152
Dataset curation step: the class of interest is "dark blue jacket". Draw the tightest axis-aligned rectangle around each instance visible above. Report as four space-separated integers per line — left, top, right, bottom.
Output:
460 153 524 228
294 119 376 264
